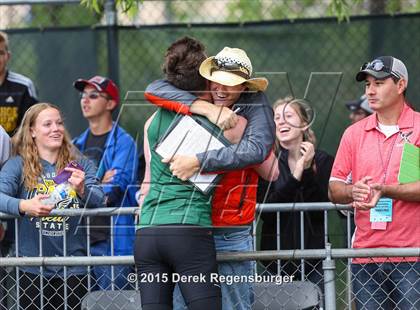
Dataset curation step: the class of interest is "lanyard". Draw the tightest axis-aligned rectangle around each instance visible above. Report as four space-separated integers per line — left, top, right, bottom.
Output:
377 131 399 184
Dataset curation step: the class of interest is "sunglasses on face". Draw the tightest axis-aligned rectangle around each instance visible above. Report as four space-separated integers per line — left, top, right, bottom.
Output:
80 91 110 100
360 60 401 79
212 58 250 79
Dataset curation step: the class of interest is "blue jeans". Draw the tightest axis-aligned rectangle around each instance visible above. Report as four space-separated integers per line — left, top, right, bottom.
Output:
91 240 133 290
174 227 254 310
352 262 420 310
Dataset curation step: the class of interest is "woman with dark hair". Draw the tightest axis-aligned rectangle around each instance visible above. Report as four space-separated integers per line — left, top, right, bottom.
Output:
0 102 104 310
258 97 334 286
134 37 223 310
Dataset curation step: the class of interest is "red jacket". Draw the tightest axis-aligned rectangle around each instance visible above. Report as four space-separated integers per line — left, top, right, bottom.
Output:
212 168 258 226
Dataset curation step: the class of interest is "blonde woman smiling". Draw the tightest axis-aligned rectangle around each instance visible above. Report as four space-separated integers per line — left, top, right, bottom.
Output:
0 103 104 310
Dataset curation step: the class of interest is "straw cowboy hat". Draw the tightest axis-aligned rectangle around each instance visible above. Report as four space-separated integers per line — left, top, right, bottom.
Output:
199 47 268 92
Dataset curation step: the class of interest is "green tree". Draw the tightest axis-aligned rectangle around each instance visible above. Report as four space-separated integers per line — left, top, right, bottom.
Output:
81 0 361 22
31 3 101 27
80 0 420 23
81 0 141 16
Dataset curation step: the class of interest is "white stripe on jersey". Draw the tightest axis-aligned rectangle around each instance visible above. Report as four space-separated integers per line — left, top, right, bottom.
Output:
7 71 38 99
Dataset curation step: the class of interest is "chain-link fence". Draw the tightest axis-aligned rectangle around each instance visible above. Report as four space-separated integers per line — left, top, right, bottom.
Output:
1 1 420 156
2 0 420 28
1 204 419 310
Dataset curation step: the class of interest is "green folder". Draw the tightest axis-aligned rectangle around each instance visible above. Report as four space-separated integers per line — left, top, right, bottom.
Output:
398 143 420 184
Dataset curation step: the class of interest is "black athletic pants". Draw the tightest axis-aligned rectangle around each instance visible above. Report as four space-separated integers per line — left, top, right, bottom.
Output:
134 225 222 310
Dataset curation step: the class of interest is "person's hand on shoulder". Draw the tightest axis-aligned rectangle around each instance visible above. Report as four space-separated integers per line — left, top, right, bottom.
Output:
193 101 238 130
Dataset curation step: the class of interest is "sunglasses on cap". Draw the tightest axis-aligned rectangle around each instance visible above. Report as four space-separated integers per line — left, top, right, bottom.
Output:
211 58 250 79
360 59 401 80
80 91 111 100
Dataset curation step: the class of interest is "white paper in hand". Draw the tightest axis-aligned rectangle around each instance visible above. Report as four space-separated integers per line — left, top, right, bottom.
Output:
155 115 226 193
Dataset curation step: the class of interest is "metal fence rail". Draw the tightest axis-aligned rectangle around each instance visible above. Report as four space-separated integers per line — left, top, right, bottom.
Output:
1 203 419 310
0 202 354 219
1 248 419 266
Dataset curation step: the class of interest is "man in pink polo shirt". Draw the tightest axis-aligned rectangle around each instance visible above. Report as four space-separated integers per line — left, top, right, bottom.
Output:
329 56 419 310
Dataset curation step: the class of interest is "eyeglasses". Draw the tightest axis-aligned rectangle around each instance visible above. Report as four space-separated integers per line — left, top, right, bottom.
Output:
80 91 110 100
211 58 250 79
360 59 401 79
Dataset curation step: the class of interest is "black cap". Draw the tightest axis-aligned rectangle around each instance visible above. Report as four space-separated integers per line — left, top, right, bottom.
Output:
356 56 408 85
345 95 373 114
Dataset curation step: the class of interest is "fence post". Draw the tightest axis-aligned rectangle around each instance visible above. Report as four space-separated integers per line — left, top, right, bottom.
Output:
323 243 336 310
104 0 120 88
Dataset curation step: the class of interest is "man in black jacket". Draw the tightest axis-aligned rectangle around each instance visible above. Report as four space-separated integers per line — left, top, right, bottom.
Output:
0 31 38 136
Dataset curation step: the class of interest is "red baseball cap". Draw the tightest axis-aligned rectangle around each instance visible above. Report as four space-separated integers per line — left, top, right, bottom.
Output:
74 76 120 104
